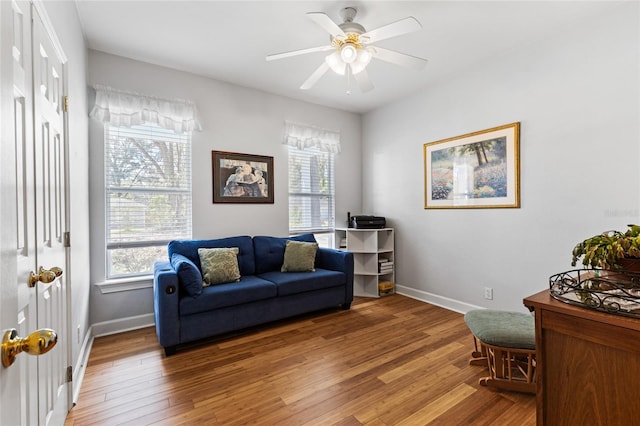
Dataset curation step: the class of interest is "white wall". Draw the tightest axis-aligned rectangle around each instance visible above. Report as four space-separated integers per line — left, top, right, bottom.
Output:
362 2 640 312
42 0 90 385
87 51 363 324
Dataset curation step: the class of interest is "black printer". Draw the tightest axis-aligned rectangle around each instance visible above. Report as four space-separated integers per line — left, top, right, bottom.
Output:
350 215 386 229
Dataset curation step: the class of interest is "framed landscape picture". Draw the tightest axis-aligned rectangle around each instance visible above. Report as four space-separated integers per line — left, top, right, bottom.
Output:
423 122 520 209
212 151 274 203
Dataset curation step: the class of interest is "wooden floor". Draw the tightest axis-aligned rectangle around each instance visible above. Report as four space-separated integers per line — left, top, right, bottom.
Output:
65 295 536 425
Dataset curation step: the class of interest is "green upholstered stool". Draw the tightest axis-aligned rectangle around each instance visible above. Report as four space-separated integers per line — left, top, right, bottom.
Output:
464 309 536 394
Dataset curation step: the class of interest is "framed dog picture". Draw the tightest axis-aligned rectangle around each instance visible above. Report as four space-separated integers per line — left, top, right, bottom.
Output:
212 151 274 204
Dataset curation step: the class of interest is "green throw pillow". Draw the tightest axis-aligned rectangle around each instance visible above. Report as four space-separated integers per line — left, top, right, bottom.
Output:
281 240 318 272
198 247 241 286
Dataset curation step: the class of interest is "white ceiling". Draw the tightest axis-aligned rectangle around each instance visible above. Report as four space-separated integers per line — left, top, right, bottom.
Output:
74 1 617 114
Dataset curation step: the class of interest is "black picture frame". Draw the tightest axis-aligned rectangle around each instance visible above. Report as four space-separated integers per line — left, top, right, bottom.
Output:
212 151 274 204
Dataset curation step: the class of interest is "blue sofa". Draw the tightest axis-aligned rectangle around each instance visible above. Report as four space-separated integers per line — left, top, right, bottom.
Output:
153 234 354 355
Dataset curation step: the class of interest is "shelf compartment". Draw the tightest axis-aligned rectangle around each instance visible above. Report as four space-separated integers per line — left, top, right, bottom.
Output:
353 252 378 275
345 230 378 252
377 229 394 251
354 275 379 298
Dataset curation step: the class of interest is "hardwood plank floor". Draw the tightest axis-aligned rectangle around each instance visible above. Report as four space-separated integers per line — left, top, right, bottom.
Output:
65 295 536 425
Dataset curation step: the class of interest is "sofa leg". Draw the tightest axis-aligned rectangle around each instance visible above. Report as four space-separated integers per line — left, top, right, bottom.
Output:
341 302 351 310
164 346 177 356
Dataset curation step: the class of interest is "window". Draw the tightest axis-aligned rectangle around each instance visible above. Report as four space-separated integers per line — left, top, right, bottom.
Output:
105 124 192 278
283 121 340 247
287 145 335 244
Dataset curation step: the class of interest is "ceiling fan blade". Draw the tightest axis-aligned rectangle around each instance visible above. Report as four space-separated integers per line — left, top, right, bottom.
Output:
353 69 374 93
300 61 330 90
360 16 422 44
266 45 334 62
307 12 346 38
371 46 428 70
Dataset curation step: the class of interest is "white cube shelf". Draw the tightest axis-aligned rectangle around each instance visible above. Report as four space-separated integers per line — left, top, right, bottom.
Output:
335 227 395 297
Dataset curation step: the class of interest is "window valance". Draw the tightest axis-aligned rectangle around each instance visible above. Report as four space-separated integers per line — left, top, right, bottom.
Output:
90 85 202 134
283 121 341 154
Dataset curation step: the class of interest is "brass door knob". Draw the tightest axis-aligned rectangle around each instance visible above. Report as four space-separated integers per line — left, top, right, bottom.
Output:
28 266 63 287
1 328 57 367
49 266 63 277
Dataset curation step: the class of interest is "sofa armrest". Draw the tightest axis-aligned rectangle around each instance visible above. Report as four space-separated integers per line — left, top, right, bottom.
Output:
153 260 181 350
317 248 354 303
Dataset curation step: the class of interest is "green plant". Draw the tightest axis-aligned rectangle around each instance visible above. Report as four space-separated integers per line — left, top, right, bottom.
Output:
571 224 640 269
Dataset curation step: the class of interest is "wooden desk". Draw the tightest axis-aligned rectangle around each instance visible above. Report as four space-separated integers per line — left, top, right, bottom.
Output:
524 290 640 425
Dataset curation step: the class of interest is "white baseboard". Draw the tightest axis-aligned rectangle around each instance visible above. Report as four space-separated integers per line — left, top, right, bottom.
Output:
395 284 484 314
72 329 94 404
91 313 156 338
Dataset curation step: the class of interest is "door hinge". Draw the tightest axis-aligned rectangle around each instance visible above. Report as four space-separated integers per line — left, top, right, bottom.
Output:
64 231 71 247
66 366 72 383
63 96 69 112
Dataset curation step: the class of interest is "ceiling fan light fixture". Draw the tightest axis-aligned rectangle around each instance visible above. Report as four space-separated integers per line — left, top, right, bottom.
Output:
340 43 357 63
351 47 373 74
325 51 346 75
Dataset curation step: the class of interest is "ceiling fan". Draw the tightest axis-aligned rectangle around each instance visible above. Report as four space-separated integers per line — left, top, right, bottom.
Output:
266 7 428 94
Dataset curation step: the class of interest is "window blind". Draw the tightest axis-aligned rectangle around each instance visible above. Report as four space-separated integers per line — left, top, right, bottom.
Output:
287 145 335 234
105 124 192 277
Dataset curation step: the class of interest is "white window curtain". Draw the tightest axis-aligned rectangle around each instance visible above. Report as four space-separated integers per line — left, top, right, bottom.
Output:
283 121 341 154
90 85 202 134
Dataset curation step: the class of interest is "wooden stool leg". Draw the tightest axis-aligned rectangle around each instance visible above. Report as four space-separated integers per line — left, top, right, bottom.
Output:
469 336 488 367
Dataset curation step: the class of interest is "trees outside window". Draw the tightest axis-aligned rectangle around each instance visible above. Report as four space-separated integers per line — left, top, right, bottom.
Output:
105 124 192 277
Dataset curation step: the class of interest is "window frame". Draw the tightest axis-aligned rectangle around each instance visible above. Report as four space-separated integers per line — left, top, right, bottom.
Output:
287 144 336 242
104 123 192 278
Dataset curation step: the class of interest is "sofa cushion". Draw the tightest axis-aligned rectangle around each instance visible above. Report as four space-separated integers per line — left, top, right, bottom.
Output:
168 236 255 275
281 240 318 272
258 268 345 296
253 234 317 274
170 254 203 297
198 247 241 286
179 275 277 315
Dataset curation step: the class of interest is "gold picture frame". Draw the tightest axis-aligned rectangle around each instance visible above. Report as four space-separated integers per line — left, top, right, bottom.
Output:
423 122 520 209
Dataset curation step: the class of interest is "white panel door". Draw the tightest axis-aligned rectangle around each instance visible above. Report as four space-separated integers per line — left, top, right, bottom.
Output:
32 4 70 424
0 0 24 422
0 1 70 425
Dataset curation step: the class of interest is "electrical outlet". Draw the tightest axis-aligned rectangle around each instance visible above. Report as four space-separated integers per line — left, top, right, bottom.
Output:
484 287 493 300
